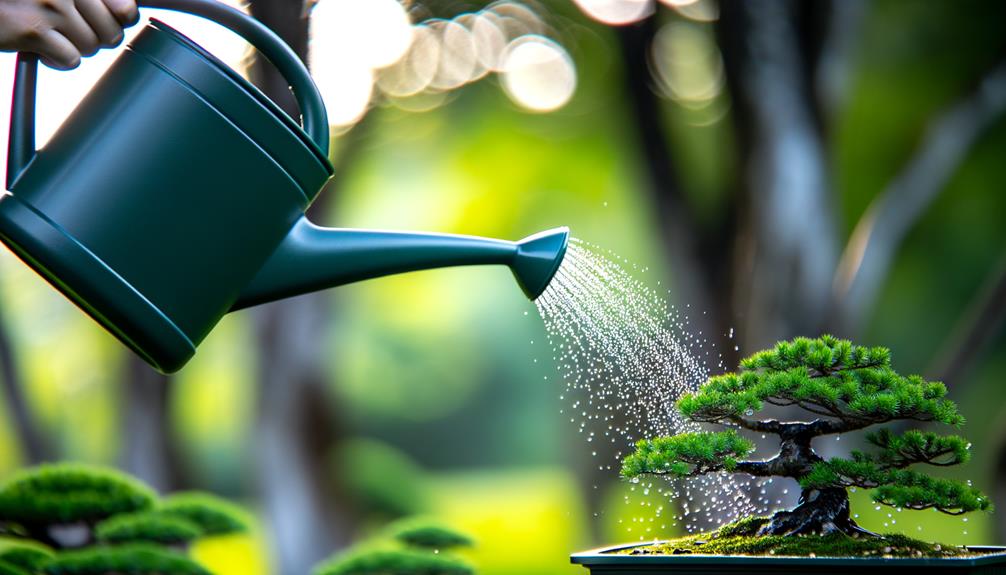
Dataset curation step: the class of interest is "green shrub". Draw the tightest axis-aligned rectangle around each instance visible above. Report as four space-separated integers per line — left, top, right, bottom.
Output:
95 512 202 546
41 543 210 575
313 546 473 575
157 493 249 535
0 538 54 570
385 519 473 550
0 464 155 527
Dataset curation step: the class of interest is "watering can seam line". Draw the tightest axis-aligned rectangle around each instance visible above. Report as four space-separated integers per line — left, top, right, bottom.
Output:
3 194 196 350
126 47 313 206
4 154 37 191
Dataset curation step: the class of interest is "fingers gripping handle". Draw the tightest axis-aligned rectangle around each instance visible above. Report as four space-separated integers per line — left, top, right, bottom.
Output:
6 0 329 189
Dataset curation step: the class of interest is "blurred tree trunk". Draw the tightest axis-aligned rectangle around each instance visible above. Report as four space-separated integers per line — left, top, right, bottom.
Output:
0 299 51 463
717 0 839 351
120 356 186 492
245 1 354 574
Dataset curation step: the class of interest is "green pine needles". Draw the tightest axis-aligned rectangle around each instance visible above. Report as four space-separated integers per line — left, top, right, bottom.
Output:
621 335 990 537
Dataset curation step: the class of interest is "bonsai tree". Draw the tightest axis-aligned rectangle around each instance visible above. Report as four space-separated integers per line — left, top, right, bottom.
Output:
0 463 251 574
313 518 474 575
621 335 991 537
0 464 156 547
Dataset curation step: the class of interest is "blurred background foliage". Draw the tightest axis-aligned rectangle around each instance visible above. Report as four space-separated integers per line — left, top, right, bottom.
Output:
0 0 1005 573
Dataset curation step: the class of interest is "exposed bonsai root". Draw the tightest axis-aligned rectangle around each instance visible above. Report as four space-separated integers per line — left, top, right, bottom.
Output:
757 487 876 537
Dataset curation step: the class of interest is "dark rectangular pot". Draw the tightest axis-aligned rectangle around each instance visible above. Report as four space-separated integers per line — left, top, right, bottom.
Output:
571 542 1006 574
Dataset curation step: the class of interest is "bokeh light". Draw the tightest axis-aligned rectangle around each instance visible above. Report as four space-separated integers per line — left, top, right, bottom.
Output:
429 19 478 90
307 0 578 123
373 1 577 115
571 0 654 26
472 12 508 71
309 0 413 126
650 21 724 107
376 23 441 98
490 1 547 37
310 0 413 70
667 0 719 23
501 36 577 112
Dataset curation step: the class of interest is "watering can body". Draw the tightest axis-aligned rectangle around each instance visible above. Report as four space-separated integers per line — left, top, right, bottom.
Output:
2 1 333 373
1 0 568 374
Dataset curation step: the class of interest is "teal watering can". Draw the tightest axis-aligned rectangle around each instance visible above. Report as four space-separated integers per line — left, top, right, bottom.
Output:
0 0 568 373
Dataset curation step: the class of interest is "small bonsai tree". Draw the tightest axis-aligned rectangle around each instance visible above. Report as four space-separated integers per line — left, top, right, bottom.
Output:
622 335 991 537
385 518 474 550
0 464 156 546
0 463 251 574
313 518 474 575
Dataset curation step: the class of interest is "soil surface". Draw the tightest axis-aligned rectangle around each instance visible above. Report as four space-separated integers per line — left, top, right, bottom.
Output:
617 517 980 559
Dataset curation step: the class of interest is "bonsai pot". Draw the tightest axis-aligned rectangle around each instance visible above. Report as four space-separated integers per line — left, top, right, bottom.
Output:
571 542 1006 574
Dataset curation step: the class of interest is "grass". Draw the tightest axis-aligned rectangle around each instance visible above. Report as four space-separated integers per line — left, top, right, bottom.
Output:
617 517 979 559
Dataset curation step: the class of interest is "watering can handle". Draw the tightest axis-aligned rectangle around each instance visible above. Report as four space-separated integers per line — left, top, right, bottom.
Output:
6 0 329 189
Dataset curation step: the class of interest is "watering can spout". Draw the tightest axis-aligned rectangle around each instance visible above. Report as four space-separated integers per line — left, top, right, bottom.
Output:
231 219 569 310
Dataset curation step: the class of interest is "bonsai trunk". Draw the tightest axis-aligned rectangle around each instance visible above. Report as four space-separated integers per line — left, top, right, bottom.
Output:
758 487 873 537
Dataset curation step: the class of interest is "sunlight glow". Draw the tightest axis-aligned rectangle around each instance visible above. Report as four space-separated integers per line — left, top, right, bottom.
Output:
310 0 413 71
501 36 576 112
571 0 653 26
309 0 414 126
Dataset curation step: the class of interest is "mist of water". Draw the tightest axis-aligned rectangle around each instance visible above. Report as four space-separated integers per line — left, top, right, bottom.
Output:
534 238 769 537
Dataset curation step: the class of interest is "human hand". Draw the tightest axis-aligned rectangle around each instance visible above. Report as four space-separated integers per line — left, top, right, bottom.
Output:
0 0 139 69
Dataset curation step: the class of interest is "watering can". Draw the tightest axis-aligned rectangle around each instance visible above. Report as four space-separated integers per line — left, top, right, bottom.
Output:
0 0 568 373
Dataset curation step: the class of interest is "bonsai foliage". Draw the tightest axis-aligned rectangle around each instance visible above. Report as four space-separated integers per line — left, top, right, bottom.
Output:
94 513 202 546
155 493 249 536
314 548 472 575
621 335 991 536
0 464 156 540
314 517 474 575
40 544 210 575
385 518 474 550
0 540 53 572
0 561 28 575
0 463 251 574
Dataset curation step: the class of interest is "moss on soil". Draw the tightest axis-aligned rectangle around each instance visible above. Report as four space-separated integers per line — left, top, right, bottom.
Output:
618 517 979 559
